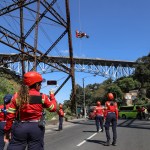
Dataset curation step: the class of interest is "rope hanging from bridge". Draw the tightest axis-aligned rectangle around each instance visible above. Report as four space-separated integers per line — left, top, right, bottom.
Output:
76 0 89 39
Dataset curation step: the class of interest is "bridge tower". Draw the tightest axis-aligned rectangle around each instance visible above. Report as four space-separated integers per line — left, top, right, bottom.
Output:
0 0 76 104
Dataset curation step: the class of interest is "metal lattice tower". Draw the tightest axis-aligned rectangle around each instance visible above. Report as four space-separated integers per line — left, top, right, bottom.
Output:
0 0 76 102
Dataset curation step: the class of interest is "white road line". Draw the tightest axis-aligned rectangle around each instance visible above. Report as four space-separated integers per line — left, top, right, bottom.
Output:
77 140 86 146
77 132 97 147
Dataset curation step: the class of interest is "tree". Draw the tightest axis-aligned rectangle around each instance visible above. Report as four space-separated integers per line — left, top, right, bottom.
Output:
134 53 150 88
116 77 141 93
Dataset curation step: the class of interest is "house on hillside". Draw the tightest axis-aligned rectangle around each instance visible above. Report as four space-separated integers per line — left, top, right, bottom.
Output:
124 90 138 106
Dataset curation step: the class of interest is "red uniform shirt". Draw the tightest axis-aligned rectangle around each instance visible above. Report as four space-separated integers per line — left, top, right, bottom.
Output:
58 109 64 117
94 106 104 116
0 104 10 121
4 88 57 132
105 101 118 119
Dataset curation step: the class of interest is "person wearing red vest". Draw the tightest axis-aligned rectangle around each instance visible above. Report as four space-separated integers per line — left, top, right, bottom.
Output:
94 101 104 132
0 94 13 150
104 93 118 146
4 71 57 150
57 104 64 131
141 106 146 119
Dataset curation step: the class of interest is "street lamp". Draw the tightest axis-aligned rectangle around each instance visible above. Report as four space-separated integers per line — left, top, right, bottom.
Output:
82 78 86 118
82 75 96 118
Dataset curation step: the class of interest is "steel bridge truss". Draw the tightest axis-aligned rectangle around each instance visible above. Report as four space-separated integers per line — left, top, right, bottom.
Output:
0 54 137 80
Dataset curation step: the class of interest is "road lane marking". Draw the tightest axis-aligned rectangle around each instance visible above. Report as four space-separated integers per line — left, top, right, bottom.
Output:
77 133 97 147
77 140 86 146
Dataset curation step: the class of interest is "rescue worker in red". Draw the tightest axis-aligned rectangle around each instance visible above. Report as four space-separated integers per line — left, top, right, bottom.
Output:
57 104 64 131
104 93 118 146
3 71 57 150
141 106 146 119
94 101 104 132
0 94 13 149
76 30 89 38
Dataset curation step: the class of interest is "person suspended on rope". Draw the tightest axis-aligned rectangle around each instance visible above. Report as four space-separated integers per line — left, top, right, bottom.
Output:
76 30 89 38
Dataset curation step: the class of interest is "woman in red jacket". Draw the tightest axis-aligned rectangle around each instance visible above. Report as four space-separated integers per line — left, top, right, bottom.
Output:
4 71 57 150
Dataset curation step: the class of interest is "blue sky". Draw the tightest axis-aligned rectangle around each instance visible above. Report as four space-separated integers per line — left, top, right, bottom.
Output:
42 0 150 103
0 0 150 103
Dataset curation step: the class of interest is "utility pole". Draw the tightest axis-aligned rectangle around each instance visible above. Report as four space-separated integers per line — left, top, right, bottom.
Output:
82 78 86 118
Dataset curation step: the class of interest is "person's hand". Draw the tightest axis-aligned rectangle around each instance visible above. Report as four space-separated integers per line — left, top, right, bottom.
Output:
49 90 54 95
4 132 11 143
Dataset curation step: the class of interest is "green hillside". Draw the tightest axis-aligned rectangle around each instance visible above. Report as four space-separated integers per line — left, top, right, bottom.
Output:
0 68 21 104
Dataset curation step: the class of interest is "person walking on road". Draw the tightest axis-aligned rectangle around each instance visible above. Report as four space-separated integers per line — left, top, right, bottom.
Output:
4 71 57 150
104 93 118 146
94 101 104 132
0 94 13 150
57 104 64 131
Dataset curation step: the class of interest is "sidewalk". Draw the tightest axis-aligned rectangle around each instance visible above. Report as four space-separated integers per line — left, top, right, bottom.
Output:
45 117 86 132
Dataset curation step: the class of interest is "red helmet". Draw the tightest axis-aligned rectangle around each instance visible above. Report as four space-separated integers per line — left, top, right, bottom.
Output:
97 101 101 106
107 93 114 100
59 104 63 109
23 71 43 86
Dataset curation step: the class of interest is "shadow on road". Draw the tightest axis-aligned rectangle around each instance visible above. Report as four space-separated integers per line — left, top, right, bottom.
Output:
118 119 150 130
66 120 95 126
86 139 106 145
82 130 96 133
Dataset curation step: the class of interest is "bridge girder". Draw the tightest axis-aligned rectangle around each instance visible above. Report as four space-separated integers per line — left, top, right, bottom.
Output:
0 54 137 80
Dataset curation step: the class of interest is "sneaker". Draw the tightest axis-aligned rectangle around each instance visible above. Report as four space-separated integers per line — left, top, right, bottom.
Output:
101 129 103 132
112 141 117 146
104 141 110 146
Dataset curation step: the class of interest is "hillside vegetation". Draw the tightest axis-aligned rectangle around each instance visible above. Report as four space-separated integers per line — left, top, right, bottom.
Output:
0 68 21 104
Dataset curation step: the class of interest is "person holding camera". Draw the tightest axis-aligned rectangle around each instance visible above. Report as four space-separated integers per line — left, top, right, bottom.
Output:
4 71 57 150
0 94 13 149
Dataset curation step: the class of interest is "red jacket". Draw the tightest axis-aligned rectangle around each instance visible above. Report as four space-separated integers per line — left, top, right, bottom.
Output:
0 104 10 121
105 101 118 119
94 106 104 116
58 108 64 117
4 88 57 132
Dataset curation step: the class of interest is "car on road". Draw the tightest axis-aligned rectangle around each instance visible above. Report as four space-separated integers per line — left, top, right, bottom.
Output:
119 105 140 119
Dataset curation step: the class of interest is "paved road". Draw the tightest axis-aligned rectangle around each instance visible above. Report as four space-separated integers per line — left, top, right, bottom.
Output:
4 118 150 150
44 118 150 150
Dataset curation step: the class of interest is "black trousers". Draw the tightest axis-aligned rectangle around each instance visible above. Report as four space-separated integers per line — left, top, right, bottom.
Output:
0 122 5 150
58 116 63 130
95 115 103 132
7 121 45 150
105 113 117 142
